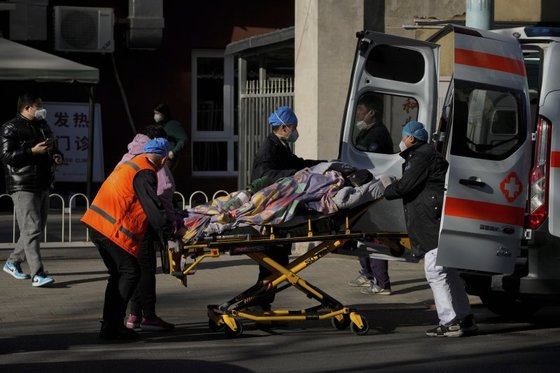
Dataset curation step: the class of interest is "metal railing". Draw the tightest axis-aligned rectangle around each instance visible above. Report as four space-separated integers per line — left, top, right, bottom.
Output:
0 190 230 249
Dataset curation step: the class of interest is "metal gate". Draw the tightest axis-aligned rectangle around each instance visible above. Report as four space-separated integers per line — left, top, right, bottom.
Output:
238 77 294 189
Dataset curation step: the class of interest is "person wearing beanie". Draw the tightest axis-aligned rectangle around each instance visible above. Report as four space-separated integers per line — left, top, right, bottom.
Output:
250 106 323 310
384 121 477 337
81 137 172 341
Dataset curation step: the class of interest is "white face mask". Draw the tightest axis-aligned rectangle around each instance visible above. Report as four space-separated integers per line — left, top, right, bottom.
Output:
154 113 164 123
355 120 367 131
287 128 299 142
34 108 47 121
399 140 408 152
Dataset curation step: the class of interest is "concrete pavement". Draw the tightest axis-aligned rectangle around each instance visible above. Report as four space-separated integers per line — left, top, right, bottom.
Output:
6 248 560 373
0 246 448 326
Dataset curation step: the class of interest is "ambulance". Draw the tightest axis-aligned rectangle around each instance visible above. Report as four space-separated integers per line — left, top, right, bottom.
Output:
339 25 560 316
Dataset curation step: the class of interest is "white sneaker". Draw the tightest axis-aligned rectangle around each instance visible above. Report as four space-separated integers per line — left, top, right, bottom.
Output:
360 283 392 295
31 273 54 287
347 275 370 287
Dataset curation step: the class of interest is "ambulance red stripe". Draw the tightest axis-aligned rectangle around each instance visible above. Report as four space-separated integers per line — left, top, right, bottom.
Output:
455 48 527 77
444 196 525 226
552 151 560 168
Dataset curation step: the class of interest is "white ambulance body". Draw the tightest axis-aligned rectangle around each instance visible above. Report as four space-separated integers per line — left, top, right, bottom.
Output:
339 25 560 315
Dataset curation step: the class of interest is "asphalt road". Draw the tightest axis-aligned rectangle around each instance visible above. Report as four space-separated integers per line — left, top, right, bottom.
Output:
1 249 560 372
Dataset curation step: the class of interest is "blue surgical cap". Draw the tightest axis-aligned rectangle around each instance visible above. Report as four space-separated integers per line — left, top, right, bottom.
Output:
268 106 298 127
402 121 428 142
143 137 170 156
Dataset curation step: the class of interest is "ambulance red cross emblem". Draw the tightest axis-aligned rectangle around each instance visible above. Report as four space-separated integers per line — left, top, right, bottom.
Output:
499 172 523 203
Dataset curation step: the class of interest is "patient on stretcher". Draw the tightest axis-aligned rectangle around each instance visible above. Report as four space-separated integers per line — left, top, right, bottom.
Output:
179 162 395 243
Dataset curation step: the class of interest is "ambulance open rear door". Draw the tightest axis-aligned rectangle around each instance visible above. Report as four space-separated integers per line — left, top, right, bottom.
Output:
433 26 532 274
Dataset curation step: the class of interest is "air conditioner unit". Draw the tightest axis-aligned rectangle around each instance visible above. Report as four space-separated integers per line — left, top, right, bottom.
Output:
54 6 114 53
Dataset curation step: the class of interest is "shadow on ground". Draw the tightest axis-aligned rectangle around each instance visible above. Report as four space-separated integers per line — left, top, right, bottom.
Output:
0 359 253 373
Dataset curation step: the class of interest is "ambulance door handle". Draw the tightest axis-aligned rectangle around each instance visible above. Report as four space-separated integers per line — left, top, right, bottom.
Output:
459 178 486 188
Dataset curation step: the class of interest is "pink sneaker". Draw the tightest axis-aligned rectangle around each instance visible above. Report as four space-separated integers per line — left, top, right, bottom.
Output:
140 316 175 331
126 314 141 330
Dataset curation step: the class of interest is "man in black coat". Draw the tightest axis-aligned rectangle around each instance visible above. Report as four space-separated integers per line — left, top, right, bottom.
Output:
1 92 63 287
250 106 321 310
252 107 320 183
384 121 477 337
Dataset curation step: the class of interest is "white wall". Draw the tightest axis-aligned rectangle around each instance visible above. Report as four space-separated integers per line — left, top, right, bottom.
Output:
294 0 363 161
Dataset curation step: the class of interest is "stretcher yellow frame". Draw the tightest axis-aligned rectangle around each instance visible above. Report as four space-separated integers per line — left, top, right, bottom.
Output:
168 204 407 338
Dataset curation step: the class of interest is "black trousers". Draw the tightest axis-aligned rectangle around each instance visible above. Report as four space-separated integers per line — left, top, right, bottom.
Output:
93 230 140 327
257 243 291 307
129 229 158 318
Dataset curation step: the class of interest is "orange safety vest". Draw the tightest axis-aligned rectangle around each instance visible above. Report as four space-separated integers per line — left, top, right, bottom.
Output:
81 156 157 257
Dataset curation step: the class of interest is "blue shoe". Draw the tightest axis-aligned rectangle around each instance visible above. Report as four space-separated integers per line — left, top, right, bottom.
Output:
3 261 31 280
32 273 54 287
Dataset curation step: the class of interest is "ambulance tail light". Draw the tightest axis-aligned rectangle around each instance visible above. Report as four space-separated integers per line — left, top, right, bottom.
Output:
527 116 551 229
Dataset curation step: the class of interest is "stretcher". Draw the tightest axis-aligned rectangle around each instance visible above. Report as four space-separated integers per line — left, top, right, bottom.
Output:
166 201 407 338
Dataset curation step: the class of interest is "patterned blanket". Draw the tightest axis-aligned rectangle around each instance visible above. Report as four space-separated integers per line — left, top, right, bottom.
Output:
180 164 387 243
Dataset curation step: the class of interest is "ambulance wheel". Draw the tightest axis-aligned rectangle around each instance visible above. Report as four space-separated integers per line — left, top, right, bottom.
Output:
224 319 243 338
331 314 351 330
208 318 223 332
350 316 369 336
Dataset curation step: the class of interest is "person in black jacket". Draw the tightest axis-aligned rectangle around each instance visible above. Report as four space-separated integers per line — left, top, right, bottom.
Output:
0 93 63 287
348 93 393 295
251 106 321 310
252 106 321 182
354 94 393 154
384 121 477 337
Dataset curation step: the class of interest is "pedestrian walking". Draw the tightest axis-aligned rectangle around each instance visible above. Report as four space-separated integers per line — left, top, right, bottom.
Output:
1 92 63 287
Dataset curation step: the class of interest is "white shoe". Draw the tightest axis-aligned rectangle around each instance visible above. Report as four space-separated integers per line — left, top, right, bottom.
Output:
360 283 392 295
347 275 370 287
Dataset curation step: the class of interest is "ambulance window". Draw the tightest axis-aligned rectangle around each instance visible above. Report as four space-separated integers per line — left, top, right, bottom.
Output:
525 58 541 91
451 85 525 160
365 45 424 83
352 92 418 154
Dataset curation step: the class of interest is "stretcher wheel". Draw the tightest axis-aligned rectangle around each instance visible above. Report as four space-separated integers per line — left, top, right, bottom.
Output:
350 315 369 336
331 314 351 330
224 319 243 338
208 318 224 332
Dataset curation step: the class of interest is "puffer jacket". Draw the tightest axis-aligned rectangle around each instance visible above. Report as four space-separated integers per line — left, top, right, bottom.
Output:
0 114 63 193
384 142 449 258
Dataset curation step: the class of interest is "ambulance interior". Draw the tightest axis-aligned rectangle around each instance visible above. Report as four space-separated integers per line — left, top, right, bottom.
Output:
452 86 522 159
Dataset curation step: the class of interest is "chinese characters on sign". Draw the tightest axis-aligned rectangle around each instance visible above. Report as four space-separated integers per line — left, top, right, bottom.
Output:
44 102 105 182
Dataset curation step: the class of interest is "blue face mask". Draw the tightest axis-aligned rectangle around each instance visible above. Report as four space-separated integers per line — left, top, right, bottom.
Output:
287 128 299 142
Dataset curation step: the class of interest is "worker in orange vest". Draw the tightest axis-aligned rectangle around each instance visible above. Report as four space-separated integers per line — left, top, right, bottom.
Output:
81 137 171 341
